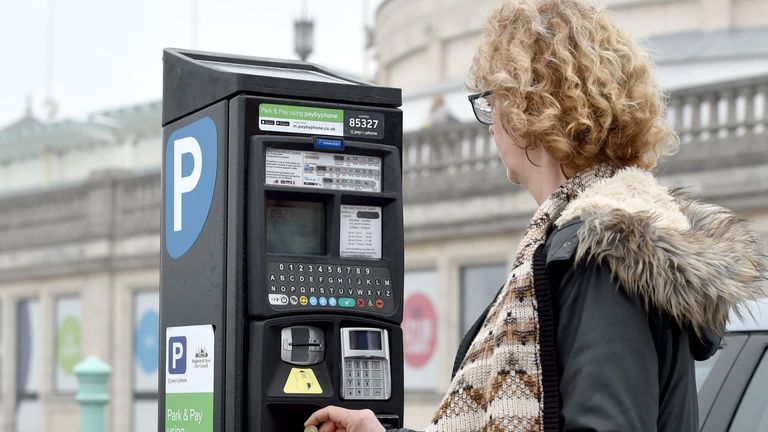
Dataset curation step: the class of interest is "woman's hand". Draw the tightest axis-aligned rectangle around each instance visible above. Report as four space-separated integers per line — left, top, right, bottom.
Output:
305 406 386 432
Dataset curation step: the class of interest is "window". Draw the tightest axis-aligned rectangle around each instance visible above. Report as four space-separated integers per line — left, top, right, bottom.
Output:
460 264 507 335
54 296 82 393
133 291 160 432
403 269 439 392
695 349 722 392
728 350 768 431
16 299 41 432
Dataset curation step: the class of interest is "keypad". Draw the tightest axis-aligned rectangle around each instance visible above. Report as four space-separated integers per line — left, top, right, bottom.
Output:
267 261 393 314
343 359 388 400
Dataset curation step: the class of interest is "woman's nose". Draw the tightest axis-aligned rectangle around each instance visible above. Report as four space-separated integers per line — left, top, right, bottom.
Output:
488 124 494 136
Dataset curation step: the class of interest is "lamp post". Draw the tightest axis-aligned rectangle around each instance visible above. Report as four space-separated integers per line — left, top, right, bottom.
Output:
294 12 314 61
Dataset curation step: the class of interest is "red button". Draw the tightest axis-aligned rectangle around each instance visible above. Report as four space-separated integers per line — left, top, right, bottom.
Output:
375 298 384 309
357 298 365 307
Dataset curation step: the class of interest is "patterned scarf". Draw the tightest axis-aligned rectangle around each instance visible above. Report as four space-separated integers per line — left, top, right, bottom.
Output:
427 164 617 431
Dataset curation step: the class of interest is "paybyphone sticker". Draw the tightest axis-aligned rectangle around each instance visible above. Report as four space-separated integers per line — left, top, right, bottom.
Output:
258 103 385 139
165 325 214 432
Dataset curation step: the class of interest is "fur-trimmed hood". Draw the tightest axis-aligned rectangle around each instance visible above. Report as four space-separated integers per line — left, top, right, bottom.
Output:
555 167 768 335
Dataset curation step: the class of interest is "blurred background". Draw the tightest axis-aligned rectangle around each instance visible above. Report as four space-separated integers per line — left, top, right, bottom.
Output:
1 0 768 431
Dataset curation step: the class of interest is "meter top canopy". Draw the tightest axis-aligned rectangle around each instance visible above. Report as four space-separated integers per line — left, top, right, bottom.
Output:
162 48 402 125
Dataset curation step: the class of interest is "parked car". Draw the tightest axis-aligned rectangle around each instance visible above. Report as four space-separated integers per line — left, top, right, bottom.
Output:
696 299 768 431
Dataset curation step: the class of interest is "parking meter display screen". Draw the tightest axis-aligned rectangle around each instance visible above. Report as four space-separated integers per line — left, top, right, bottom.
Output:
266 200 325 255
349 330 382 350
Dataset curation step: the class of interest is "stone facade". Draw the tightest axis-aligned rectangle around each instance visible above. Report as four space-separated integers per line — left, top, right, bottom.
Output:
0 74 766 430
0 1 767 430
374 0 768 91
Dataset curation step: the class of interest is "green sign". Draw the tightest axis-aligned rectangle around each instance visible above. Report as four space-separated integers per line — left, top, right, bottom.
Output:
166 393 214 432
57 315 81 374
259 104 343 123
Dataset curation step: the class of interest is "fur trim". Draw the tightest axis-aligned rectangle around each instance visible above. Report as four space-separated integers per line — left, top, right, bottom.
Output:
557 168 768 335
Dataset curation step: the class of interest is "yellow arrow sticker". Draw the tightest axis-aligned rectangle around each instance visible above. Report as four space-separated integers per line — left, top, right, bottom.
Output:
283 368 323 394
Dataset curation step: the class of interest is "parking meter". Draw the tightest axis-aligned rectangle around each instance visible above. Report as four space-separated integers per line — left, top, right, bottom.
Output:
160 48 404 432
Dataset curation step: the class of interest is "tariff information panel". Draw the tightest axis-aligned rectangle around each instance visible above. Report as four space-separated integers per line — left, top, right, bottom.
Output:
340 205 382 259
266 148 381 192
165 325 214 432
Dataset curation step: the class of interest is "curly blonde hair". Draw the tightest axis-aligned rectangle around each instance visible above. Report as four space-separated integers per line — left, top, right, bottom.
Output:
469 0 677 171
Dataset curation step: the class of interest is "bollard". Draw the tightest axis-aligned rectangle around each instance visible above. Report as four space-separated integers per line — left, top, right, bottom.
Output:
74 357 112 432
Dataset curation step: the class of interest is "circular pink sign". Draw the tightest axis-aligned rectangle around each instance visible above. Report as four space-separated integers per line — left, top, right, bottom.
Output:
403 293 437 368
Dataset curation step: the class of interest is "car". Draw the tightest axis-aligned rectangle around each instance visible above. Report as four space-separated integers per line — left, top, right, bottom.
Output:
696 299 768 431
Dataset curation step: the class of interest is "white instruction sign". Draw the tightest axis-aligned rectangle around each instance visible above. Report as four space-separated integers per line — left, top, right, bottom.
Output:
265 148 381 192
165 324 214 431
340 205 382 259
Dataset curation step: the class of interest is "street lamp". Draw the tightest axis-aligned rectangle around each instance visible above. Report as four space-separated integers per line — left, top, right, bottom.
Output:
294 16 314 61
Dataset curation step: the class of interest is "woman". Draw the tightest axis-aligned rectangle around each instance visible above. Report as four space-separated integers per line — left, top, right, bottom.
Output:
306 0 768 431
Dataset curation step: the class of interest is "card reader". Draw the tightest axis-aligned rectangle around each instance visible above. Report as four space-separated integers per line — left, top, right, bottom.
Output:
281 326 325 366
340 327 391 400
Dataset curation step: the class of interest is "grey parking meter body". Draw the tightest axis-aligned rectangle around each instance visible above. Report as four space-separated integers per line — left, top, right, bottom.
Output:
160 49 404 431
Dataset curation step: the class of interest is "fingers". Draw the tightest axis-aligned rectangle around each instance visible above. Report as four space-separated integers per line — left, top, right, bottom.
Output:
318 421 338 432
306 406 350 428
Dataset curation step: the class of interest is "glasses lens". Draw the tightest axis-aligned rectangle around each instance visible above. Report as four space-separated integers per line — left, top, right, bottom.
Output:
473 96 493 125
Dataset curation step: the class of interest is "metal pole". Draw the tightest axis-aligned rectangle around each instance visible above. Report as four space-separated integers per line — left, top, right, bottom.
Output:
74 357 112 432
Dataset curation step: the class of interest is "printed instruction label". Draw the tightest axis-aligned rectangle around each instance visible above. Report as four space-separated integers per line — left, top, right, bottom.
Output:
265 148 381 192
258 103 385 139
283 368 323 394
340 205 382 259
165 325 214 432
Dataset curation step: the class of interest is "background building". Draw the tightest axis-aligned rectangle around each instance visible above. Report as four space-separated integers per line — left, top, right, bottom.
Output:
0 0 767 431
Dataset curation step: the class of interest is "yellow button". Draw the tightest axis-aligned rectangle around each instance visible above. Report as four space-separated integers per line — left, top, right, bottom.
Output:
299 296 308 306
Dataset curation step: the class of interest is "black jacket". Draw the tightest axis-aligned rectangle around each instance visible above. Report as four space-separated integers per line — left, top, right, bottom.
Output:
389 219 719 432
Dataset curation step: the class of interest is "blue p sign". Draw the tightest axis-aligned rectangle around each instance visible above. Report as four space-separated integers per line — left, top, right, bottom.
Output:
165 117 217 259
168 336 187 374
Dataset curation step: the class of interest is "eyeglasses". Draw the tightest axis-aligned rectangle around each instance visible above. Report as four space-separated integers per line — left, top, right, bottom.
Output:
468 90 493 126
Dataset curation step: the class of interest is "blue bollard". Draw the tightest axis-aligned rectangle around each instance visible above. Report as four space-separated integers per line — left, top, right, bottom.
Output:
74 357 113 432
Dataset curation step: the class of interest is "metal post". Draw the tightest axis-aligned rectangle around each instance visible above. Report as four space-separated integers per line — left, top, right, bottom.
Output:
74 357 112 432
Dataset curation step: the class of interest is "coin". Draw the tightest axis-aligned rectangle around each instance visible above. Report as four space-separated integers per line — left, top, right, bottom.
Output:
304 426 319 432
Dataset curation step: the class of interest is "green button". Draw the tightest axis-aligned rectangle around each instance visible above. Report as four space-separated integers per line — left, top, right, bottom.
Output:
339 298 355 308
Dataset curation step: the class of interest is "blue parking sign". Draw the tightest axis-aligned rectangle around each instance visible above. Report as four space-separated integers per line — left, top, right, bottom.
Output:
164 117 217 259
